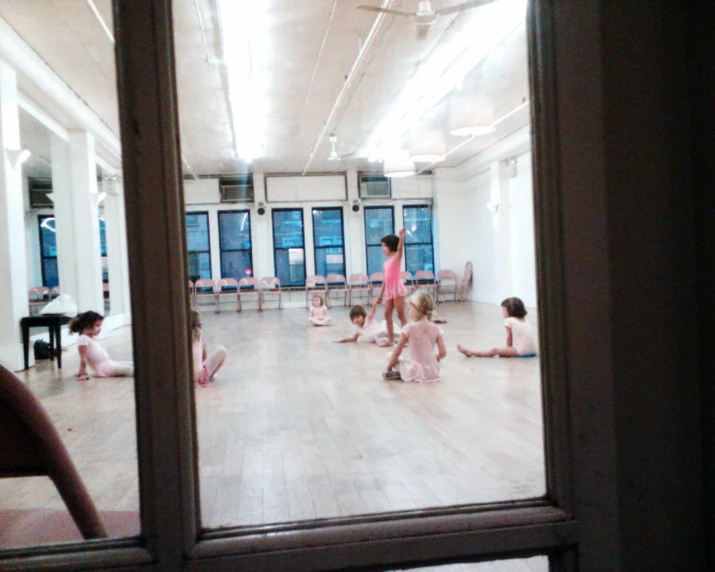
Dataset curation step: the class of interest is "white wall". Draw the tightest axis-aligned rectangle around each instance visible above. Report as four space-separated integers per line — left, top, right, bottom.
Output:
434 125 537 308
508 152 537 308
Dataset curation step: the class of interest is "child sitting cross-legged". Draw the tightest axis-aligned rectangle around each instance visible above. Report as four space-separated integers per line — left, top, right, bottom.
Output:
334 296 392 347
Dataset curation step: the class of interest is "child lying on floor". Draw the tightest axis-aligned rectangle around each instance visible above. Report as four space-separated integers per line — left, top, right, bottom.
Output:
334 297 392 347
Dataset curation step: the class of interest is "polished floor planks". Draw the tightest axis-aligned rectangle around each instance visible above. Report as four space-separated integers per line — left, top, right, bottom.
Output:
1 301 546 571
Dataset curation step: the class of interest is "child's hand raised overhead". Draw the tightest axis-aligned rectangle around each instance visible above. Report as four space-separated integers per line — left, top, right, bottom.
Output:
398 228 407 239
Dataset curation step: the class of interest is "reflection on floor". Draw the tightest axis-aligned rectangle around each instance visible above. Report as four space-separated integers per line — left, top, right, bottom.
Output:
0 301 545 561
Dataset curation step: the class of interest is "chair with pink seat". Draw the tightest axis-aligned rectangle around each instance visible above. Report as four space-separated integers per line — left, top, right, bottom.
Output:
238 277 261 311
348 273 370 306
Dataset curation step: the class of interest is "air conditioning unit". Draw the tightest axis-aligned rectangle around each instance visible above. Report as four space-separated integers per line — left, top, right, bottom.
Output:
30 188 54 209
359 175 391 199
220 182 254 203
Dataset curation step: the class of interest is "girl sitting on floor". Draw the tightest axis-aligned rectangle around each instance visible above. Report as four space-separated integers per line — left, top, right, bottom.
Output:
191 310 228 387
308 295 332 326
384 290 446 382
457 296 537 358
69 311 134 380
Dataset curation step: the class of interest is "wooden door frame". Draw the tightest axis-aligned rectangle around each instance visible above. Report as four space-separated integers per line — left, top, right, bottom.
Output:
1 1 711 570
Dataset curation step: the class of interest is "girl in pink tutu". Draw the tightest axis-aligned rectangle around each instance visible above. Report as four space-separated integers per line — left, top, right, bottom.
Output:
384 290 446 382
378 228 408 344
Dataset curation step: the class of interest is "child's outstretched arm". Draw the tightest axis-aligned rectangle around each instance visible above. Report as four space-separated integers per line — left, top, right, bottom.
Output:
386 333 408 371
334 333 359 343
396 228 407 265
436 334 447 362
366 296 382 321
77 345 90 380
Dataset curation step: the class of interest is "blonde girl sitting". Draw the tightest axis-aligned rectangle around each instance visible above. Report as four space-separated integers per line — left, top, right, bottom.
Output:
191 310 228 387
384 290 447 383
308 295 332 326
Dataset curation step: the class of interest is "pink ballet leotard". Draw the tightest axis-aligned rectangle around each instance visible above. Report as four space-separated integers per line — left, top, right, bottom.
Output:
383 255 407 301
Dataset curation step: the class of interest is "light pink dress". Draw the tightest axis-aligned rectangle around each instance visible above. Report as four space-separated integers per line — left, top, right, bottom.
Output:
393 320 444 383
78 334 134 377
383 255 407 301
309 305 332 325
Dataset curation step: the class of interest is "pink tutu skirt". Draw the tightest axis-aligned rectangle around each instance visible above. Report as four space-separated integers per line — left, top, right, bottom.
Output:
383 280 407 301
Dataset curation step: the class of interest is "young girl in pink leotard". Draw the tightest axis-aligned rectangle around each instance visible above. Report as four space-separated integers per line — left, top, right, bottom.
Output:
379 228 408 344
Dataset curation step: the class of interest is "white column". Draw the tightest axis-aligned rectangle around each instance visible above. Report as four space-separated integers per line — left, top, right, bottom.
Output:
52 131 104 314
251 170 272 279
303 205 315 278
345 168 364 276
103 177 131 315
491 160 512 304
0 61 30 370
50 134 78 302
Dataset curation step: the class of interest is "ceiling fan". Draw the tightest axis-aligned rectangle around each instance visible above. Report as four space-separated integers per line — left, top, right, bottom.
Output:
358 0 497 40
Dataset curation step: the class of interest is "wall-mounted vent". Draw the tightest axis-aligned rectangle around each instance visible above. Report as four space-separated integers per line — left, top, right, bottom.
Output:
220 184 254 203
30 188 54 209
29 179 54 209
359 175 391 199
220 176 254 203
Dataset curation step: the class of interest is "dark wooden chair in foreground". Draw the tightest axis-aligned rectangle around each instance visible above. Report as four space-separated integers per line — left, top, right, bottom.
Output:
0 362 108 540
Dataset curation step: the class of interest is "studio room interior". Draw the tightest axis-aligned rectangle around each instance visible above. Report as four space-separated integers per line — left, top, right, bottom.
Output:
0 1 712 571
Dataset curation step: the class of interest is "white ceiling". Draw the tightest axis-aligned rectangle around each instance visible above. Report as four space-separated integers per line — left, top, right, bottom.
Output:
0 0 530 179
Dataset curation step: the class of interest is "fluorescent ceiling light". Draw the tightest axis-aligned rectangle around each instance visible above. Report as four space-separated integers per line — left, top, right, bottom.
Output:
218 0 267 163
364 0 527 162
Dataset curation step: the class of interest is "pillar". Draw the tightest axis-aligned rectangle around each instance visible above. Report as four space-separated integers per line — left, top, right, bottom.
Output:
0 61 30 370
103 177 131 316
491 159 512 304
51 131 104 314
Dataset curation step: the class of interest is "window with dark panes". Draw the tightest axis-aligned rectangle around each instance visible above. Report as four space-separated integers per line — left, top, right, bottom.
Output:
219 210 253 281
38 215 58 289
312 207 345 278
403 205 434 275
186 212 212 280
364 206 394 276
272 208 305 287
99 217 109 283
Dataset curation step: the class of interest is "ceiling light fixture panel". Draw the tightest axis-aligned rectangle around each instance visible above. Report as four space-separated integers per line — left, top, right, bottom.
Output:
218 0 267 163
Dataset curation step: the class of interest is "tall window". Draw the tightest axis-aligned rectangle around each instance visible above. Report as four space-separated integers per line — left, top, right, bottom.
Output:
219 210 253 281
99 217 108 283
312 207 345 278
403 205 435 274
185 212 211 280
364 206 394 276
272 208 305 286
38 215 58 288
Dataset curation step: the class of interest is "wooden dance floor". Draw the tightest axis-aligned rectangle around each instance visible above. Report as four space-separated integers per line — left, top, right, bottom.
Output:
0 302 546 570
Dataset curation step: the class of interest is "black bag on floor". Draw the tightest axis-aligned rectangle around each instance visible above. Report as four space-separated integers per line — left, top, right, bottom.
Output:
33 340 55 360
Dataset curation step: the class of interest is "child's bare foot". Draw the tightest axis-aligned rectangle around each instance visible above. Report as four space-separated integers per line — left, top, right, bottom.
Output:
457 344 473 357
